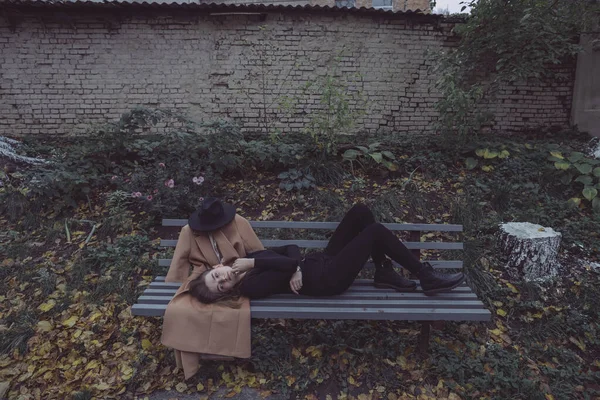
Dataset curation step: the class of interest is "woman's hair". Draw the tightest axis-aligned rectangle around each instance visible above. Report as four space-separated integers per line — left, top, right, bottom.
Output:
188 269 242 309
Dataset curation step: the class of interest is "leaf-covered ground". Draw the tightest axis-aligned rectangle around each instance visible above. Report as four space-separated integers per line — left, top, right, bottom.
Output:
1 131 600 400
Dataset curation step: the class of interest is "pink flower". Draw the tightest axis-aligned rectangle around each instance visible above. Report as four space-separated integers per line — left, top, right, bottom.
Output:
131 192 142 198
146 195 153 201
198 197 204 202
159 163 166 168
164 179 175 188
192 176 205 186
153 189 159 194
111 175 118 181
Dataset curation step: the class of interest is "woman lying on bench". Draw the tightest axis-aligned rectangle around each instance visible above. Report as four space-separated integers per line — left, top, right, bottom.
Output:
189 204 465 303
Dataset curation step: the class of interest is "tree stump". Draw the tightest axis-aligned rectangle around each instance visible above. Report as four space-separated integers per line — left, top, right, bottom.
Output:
498 222 562 281
592 138 600 159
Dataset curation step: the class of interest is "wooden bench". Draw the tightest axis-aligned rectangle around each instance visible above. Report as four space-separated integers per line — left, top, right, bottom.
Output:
132 220 491 354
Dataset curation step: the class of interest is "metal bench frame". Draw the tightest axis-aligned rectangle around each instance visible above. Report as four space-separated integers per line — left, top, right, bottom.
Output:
132 220 491 355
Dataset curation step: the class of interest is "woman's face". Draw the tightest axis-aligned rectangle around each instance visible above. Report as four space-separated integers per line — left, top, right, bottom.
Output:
204 265 239 294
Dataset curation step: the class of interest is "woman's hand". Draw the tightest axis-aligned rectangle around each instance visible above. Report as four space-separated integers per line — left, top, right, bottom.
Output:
289 270 303 295
231 258 255 275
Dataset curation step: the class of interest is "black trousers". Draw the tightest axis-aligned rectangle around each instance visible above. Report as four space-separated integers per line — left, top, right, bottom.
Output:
320 204 423 294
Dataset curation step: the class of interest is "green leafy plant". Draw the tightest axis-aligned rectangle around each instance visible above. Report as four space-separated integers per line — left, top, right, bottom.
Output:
432 71 492 146
547 151 600 210
342 142 397 174
278 169 316 192
432 0 599 145
302 52 366 157
242 139 308 170
465 147 511 172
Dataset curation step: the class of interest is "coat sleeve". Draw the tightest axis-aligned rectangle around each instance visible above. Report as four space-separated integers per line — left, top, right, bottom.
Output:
269 245 302 260
235 215 265 254
254 254 298 273
165 225 193 283
238 268 292 299
253 245 301 272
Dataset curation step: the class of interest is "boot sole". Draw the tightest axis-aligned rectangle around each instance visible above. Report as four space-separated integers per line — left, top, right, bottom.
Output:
422 275 466 296
374 282 417 292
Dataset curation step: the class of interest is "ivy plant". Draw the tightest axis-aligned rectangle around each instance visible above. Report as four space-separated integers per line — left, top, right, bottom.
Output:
547 151 600 211
342 142 397 174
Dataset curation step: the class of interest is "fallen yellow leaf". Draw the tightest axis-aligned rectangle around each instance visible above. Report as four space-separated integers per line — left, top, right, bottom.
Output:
175 382 187 392
89 312 103 322
505 283 519 293
141 339 152 350
38 300 56 312
95 382 110 390
549 151 563 159
496 309 507 317
292 347 301 358
36 321 53 332
197 383 205 391
121 364 134 380
62 315 78 328
85 360 99 370
569 337 586 351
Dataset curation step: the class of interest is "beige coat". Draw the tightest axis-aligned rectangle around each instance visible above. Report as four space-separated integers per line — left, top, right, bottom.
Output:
160 215 264 379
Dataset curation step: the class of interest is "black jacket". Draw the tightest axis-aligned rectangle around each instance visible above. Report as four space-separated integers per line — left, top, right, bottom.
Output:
239 245 329 298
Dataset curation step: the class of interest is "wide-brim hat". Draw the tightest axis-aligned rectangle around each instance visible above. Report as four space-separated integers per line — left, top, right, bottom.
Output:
188 197 236 232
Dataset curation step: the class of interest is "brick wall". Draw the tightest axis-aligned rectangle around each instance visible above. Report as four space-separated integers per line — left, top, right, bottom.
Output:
404 0 429 11
0 6 574 137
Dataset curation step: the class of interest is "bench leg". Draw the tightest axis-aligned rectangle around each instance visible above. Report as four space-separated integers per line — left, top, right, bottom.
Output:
418 322 431 354
174 349 183 369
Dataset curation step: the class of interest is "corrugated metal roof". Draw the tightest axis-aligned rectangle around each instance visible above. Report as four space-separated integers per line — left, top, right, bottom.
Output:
0 0 439 17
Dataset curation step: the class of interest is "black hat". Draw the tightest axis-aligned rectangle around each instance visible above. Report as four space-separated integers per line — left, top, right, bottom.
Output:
188 197 236 232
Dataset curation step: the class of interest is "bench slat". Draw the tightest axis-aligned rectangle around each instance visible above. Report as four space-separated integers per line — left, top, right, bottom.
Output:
162 219 463 232
137 296 485 309
155 260 465 269
132 303 490 320
251 307 491 321
141 285 473 297
137 290 480 302
146 279 470 290
160 239 463 250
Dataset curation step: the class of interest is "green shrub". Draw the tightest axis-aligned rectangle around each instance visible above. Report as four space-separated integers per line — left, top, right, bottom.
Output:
342 142 397 173
278 168 316 192
547 150 600 210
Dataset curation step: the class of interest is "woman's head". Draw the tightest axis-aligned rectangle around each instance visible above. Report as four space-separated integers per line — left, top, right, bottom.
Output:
188 266 242 305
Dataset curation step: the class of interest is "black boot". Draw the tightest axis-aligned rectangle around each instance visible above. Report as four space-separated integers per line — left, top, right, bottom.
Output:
418 262 465 295
374 259 417 292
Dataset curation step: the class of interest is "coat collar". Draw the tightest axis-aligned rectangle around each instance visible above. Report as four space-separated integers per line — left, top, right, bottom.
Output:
193 230 238 267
